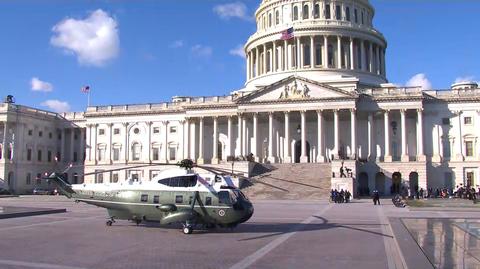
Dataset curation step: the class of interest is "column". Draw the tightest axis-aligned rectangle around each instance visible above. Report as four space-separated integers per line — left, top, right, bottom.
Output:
300 111 308 163
183 119 189 160
255 47 259 77
246 52 250 80
242 117 247 156
296 37 301 68
400 109 409 162
190 121 196 160
284 40 288 70
123 123 128 162
60 128 66 163
108 124 113 163
337 36 342 69
432 124 441 162
384 110 392 162
316 110 324 162
212 117 219 164
1 123 7 158
86 125 92 162
310 36 315 68
91 125 97 163
237 114 243 157
268 112 276 163
162 121 169 162
79 128 85 162
368 41 373 72
360 39 365 71
349 37 355 70
227 116 233 158
263 44 267 74
456 111 464 161
323 35 328 68
253 113 259 161
367 113 374 161
179 120 185 160
197 118 204 164
381 48 386 76
417 109 425 161
272 42 277 72
375 45 380 75
350 109 357 159
69 128 75 162
334 110 339 159
284 112 291 163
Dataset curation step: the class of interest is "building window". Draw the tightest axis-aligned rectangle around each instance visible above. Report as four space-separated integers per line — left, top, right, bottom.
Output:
56 152 61 162
98 147 105 161
58 133 62 140
129 170 140 181
74 133 78 140
113 128 120 135
73 152 78 162
175 195 183 204
26 173 31 185
442 118 450 125
37 150 42 162
153 127 160 134
346 7 350 21
465 141 474 157
39 131 43 137
49 132 53 139
275 10 279 24
36 173 42 185
28 130 33 136
113 147 120 161
354 9 358 23
140 194 148 203
132 143 141 161
464 117 472 125
112 173 119 183
335 5 341 20
0 145 2 159
95 170 104 184
466 172 475 187
99 129 105 135
293 6 299 21
325 4 331 19
152 147 159 161
7 145 12 160
169 146 176 161
133 128 140 134
303 5 309 19
314 4 320 18
268 13 272 27
47 151 52 162
361 10 364 24
170 126 177 134
153 195 159 204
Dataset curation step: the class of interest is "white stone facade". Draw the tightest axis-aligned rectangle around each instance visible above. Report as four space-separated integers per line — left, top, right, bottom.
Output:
1 0 479 196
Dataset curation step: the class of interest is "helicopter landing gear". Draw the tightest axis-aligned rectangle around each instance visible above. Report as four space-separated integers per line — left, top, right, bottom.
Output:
106 217 115 226
182 225 193 234
135 219 141 226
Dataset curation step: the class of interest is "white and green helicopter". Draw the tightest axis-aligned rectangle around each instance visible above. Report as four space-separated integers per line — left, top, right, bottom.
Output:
45 159 254 234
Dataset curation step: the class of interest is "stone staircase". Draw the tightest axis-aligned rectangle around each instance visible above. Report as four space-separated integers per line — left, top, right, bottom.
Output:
241 162 332 200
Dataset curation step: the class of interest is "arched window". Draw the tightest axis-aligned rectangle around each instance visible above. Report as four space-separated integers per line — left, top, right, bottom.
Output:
7 144 12 160
346 7 351 21
314 4 320 18
0 144 2 159
266 50 271 72
275 10 280 24
304 44 311 66
303 5 309 19
132 142 142 161
335 5 341 20
325 4 331 19
328 44 334 67
293 6 299 21
268 13 272 27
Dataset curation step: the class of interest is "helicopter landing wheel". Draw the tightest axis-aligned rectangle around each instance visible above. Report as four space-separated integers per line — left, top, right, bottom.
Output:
106 220 113 226
135 219 141 226
183 226 193 234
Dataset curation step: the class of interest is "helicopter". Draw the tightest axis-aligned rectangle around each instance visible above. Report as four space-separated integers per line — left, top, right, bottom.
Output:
45 159 254 234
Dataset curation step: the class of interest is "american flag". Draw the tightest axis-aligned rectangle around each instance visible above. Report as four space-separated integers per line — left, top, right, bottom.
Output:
81 85 90 93
280 27 294 40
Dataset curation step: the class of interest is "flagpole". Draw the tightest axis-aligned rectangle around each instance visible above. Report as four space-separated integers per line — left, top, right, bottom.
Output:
87 91 90 107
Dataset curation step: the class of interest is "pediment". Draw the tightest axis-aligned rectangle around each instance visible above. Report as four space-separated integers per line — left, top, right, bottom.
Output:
237 76 357 103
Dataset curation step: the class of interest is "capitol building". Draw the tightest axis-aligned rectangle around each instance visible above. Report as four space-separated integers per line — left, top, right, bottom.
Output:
1 0 479 196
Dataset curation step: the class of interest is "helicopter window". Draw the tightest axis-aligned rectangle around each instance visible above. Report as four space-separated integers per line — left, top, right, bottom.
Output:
158 176 197 187
205 197 212 206
218 191 231 204
175 195 183 204
153 195 159 204
188 196 193 205
140 194 148 202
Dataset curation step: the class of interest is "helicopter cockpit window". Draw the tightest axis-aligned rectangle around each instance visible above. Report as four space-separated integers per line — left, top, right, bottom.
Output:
175 195 183 204
158 176 197 187
218 191 231 204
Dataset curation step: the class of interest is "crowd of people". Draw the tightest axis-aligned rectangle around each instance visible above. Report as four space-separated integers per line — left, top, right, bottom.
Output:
330 189 352 203
402 184 479 201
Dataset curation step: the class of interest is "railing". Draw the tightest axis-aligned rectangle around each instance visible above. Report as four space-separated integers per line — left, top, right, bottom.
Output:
360 87 423 96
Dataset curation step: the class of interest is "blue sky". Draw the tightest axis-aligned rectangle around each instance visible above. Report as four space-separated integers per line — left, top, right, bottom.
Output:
0 0 479 112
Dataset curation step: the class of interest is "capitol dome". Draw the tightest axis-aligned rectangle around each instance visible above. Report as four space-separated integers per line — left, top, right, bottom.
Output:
244 0 387 89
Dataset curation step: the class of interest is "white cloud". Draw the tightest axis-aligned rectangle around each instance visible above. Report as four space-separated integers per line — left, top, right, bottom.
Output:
50 9 119 66
191 45 213 57
406 73 432 90
41 99 71 113
30 77 53 92
454 76 475 84
169 40 184 49
213 2 251 21
229 44 245 59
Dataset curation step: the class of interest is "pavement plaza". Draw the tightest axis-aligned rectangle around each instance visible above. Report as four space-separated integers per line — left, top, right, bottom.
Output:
0 196 478 269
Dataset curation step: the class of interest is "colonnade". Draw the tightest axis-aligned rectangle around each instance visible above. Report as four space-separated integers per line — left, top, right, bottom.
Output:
246 35 386 80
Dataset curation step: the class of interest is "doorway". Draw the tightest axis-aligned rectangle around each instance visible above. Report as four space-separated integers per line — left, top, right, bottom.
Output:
294 140 310 163
392 172 402 194
358 172 369 196
375 172 386 195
